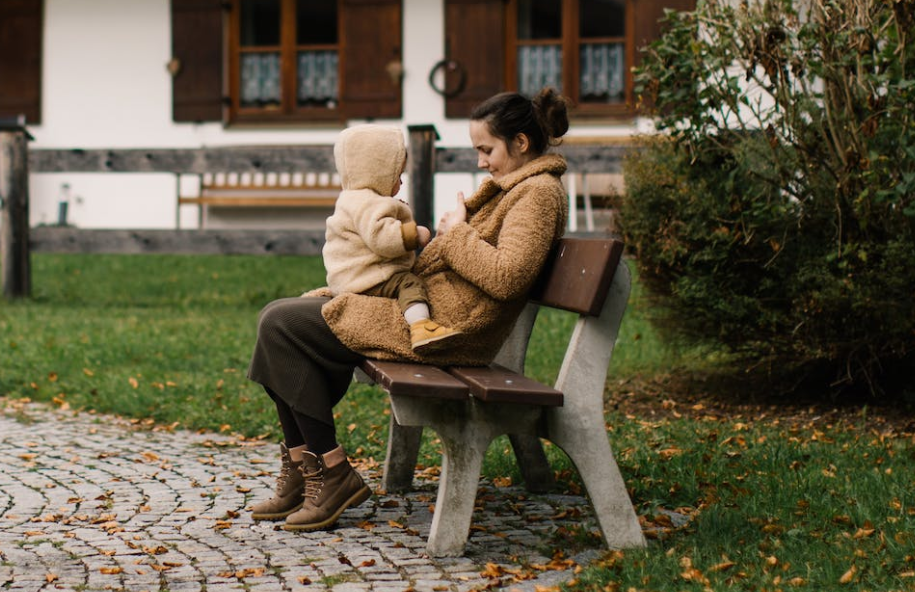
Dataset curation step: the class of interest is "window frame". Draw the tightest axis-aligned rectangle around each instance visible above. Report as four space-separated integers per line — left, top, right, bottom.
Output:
504 0 638 118
226 0 343 123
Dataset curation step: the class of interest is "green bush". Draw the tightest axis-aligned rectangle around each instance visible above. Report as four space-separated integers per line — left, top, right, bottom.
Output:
623 0 915 397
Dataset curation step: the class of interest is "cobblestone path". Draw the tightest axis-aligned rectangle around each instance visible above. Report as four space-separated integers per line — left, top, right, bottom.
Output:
0 399 603 592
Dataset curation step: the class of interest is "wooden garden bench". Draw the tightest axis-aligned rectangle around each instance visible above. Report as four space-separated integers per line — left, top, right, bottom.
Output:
358 237 646 556
176 171 340 228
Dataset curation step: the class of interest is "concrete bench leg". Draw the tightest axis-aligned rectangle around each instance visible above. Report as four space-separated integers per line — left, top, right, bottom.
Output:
553 415 646 549
383 416 423 493
426 426 492 557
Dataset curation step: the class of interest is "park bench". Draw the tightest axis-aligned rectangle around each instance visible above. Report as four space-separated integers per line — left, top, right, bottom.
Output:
358 236 646 556
176 171 340 228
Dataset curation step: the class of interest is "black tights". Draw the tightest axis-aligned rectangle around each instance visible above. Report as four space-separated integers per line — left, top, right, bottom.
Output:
266 387 338 455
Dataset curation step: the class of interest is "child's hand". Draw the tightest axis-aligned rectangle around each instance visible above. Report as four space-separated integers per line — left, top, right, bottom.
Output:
437 192 467 235
417 225 432 247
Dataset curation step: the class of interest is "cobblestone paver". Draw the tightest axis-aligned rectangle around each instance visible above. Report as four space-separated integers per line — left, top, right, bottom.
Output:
0 399 604 592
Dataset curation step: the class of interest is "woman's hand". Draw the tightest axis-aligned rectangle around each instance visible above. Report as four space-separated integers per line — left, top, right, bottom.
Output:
437 192 467 235
417 225 432 247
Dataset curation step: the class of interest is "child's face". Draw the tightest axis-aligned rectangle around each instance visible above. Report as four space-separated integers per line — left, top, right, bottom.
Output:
390 159 407 196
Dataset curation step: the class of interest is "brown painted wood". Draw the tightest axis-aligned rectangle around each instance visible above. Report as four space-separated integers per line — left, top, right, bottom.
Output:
0 0 43 124
530 237 624 316
171 0 224 122
448 365 563 406
360 360 469 400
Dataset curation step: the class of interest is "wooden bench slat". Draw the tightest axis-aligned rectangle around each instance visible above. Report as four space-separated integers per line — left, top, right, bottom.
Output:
530 238 624 316
360 359 469 400
448 365 563 406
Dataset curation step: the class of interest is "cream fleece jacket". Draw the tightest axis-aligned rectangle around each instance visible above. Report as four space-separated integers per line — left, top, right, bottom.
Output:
322 124 418 295
317 153 569 366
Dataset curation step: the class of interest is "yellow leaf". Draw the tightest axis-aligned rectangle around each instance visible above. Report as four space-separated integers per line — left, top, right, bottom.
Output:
45 574 58 583
129 377 139 389
839 565 857 584
710 561 736 572
99 567 122 575
83 368 94 376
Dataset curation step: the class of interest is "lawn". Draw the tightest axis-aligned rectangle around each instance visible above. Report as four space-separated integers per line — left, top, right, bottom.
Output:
1 253 912 592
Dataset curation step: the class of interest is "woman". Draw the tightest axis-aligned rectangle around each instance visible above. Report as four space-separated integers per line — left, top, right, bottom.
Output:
247 87 571 532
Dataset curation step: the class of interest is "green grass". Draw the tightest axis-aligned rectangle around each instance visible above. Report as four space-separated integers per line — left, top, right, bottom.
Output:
0 254 688 451
3 253 912 591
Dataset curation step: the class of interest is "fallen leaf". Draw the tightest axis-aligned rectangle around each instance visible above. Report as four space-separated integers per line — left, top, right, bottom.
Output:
99 567 122 575
839 565 857 584
710 560 736 572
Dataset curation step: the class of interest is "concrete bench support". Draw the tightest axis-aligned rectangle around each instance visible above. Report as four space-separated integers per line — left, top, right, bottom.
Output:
363 238 646 556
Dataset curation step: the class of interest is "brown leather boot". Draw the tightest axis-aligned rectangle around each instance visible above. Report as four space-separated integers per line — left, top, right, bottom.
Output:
283 447 371 531
251 443 305 521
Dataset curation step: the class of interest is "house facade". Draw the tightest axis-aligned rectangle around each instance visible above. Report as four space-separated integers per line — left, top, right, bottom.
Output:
0 0 694 230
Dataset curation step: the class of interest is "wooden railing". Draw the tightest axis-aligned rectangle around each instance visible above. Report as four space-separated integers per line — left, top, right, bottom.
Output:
1 124 629 298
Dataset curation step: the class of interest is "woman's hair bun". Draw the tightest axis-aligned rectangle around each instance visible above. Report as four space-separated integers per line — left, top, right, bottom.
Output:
532 87 571 143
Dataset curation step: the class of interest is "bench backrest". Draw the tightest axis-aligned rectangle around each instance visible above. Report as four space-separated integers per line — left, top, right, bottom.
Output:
530 238 624 316
493 237 626 374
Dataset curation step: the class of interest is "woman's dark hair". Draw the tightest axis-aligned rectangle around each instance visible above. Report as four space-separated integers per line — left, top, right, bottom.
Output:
469 87 571 155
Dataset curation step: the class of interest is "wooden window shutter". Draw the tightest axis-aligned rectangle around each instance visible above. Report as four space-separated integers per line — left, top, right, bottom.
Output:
0 0 43 124
340 0 402 120
171 0 224 122
444 0 505 119
632 0 695 70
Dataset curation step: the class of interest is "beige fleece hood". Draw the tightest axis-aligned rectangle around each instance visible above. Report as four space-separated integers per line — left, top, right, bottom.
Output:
334 124 407 195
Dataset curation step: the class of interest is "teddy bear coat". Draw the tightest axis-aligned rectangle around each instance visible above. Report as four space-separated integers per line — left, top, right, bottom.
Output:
318 153 568 367
323 124 420 295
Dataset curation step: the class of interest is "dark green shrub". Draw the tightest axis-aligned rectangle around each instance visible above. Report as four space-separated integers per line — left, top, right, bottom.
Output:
623 0 915 397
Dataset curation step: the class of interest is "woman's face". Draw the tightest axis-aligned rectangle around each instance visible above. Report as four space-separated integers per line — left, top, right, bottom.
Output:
470 120 532 181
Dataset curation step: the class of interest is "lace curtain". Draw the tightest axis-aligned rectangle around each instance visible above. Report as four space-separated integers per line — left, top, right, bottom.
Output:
580 43 624 101
241 50 338 107
241 53 281 106
518 45 563 96
297 50 339 105
518 42 625 102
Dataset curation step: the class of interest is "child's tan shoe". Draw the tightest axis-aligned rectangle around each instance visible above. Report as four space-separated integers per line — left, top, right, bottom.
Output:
410 320 462 351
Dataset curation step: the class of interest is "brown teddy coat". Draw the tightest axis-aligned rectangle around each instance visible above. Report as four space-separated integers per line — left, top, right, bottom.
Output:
316 153 568 366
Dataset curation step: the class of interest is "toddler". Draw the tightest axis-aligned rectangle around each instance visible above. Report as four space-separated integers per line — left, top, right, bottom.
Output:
322 124 460 351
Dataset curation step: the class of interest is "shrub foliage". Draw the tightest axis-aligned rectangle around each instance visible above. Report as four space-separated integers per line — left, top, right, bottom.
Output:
624 0 915 396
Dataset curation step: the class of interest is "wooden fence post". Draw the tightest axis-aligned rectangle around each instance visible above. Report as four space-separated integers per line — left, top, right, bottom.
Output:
407 125 439 232
0 118 32 299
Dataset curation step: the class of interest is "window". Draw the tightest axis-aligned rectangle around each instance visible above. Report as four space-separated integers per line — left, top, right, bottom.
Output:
507 0 635 115
171 0 402 124
230 0 340 120
444 0 695 119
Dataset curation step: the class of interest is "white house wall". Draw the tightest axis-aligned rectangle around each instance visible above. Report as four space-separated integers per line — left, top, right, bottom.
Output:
27 0 635 230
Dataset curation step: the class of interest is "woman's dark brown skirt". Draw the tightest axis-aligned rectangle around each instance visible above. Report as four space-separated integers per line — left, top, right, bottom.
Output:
248 297 364 426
